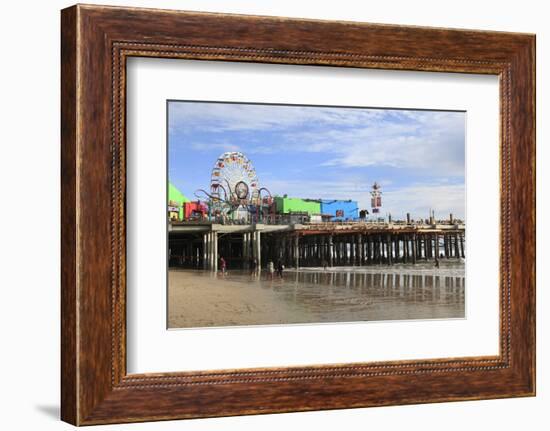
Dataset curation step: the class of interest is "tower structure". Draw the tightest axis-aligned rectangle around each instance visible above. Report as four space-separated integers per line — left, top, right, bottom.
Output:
370 182 382 215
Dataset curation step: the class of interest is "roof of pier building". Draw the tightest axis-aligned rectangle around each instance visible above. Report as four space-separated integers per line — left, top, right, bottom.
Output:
168 182 190 205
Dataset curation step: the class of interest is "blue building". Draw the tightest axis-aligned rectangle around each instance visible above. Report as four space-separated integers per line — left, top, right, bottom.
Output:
319 199 358 221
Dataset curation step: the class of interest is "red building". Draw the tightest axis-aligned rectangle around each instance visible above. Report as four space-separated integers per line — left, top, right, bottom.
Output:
183 201 208 220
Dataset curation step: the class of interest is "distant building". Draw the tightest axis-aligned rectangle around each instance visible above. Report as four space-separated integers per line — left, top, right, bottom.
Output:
168 182 190 221
320 199 358 221
183 201 208 220
279 212 311 225
274 196 321 216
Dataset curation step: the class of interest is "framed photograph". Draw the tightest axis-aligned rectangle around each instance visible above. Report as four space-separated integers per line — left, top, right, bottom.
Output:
61 4 535 425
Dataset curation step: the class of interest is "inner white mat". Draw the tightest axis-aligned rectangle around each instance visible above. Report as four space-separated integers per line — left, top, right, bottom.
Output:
126 58 500 373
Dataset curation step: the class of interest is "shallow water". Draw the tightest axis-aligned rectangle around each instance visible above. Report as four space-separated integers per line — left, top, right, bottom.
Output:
168 260 465 328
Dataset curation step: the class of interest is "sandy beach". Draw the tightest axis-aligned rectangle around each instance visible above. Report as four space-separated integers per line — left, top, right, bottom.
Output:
168 261 465 329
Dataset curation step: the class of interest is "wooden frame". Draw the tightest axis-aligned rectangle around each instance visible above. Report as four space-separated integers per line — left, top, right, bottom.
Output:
61 4 535 425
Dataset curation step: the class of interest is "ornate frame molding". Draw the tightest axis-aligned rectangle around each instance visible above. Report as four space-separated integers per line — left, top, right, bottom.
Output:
61 5 535 425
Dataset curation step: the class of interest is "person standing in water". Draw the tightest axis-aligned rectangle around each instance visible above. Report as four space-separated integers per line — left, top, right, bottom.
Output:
250 257 259 277
220 256 227 275
276 259 284 278
267 260 275 280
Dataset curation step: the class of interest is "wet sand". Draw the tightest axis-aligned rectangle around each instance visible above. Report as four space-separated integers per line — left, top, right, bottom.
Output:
168 261 465 329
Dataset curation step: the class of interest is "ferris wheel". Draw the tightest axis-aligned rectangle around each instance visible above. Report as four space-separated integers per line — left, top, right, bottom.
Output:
209 152 260 215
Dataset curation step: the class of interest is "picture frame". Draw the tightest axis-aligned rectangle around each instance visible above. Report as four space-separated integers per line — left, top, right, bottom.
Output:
61 4 535 425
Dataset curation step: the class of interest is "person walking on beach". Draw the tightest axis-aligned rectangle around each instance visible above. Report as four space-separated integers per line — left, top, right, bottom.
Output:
276 259 284 278
220 256 227 275
267 260 275 280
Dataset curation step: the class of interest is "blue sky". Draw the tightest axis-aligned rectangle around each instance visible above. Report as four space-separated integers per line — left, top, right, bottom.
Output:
168 101 465 220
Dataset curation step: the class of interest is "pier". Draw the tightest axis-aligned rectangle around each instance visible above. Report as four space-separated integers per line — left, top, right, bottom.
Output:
168 220 465 271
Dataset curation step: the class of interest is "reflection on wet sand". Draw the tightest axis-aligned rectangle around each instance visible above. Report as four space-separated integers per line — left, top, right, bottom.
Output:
168 261 465 329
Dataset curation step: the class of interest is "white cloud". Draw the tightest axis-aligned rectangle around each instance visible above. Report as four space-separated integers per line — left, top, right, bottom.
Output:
295 112 465 176
189 142 241 152
169 101 387 133
169 102 465 177
383 183 465 221
169 102 466 218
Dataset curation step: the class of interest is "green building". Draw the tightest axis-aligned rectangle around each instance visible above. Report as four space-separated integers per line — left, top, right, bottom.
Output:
274 196 321 215
168 182 190 220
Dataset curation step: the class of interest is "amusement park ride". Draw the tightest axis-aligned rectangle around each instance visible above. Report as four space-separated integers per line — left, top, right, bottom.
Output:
194 151 274 223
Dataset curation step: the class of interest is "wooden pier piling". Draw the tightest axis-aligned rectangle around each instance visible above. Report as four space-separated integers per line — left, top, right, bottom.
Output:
169 221 465 270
